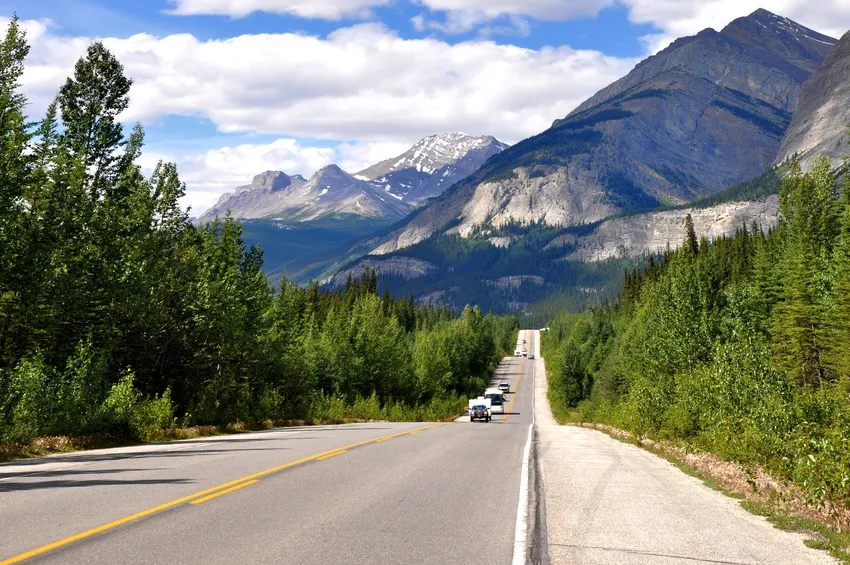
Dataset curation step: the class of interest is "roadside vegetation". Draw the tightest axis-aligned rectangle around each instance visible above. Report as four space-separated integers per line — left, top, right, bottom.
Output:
543 150 850 532
0 19 518 450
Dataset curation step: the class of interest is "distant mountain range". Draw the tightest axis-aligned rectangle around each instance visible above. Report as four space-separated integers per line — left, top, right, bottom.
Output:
364 9 834 256
319 9 850 317
199 133 507 223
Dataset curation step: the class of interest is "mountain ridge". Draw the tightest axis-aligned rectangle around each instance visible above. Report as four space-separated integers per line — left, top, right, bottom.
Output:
363 8 834 256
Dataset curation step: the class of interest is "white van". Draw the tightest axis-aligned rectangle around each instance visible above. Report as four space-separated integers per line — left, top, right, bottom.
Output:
514 349 522 356
484 388 506 414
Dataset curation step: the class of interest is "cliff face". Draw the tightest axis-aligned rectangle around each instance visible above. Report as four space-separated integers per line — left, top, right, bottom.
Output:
199 165 412 223
775 29 850 171
566 196 780 262
367 9 834 255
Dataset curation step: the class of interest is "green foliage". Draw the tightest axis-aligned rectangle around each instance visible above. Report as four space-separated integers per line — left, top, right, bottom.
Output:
0 25 516 445
544 148 850 524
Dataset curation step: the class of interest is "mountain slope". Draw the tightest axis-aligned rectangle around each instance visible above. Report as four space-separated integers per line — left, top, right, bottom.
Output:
356 133 508 205
775 29 850 171
368 9 834 255
200 165 413 222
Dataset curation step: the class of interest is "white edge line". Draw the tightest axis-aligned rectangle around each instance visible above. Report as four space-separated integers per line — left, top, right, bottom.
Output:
511 330 535 565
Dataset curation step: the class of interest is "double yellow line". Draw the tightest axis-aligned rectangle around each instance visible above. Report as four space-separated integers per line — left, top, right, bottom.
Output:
0 424 445 565
501 355 523 423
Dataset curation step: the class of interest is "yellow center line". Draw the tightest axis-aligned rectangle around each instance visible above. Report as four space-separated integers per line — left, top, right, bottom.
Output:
0 423 446 565
501 341 526 423
316 450 348 461
189 480 259 505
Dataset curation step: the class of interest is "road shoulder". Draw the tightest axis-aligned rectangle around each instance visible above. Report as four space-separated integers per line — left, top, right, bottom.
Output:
533 333 838 565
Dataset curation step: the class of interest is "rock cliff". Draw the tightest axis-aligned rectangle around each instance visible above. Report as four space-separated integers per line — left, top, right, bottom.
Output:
775 29 850 171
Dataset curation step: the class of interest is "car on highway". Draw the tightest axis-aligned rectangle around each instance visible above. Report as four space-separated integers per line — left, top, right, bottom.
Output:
469 404 490 423
521 350 527 357
498 382 510 393
528 354 535 359
514 348 522 356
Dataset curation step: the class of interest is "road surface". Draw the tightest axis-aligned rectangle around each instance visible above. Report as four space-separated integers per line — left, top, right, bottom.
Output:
0 332 537 565
2 329 836 565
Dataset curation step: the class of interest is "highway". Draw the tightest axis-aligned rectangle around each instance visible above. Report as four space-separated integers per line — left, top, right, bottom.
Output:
0 331 537 565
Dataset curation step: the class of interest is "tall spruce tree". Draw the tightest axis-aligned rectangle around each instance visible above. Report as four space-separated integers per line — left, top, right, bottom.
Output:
773 156 840 387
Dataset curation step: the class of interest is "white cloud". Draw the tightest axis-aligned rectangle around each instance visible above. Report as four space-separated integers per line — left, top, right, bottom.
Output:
165 0 389 19
418 0 612 22
17 22 637 145
622 1 850 52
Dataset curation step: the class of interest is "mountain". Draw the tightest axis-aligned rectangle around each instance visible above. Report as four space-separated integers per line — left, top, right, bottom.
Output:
367 9 835 255
775 29 850 171
199 165 413 223
355 133 508 205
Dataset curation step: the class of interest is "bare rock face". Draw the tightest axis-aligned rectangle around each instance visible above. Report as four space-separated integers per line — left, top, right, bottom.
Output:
367 9 833 256
775 29 850 171
199 165 412 222
356 133 508 205
568 196 780 262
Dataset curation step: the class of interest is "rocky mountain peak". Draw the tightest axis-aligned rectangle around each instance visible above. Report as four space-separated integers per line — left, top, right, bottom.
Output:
365 10 835 256
236 171 293 194
355 132 508 205
311 164 355 186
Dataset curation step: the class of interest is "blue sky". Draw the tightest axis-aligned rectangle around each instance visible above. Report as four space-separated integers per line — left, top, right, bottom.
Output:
5 0 850 214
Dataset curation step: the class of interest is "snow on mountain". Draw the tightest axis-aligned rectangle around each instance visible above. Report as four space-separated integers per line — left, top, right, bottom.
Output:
356 133 508 205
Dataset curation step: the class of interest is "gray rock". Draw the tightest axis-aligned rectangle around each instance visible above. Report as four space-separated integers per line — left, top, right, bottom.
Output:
199 165 412 223
775 29 850 171
367 9 833 256
568 196 780 262
356 133 508 205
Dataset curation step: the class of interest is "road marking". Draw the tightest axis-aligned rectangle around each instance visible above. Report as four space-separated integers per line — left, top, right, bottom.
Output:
512 424 533 565
189 480 259 505
316 450 348 461
501 355 523 423
0 423 444 565
512 330 536 565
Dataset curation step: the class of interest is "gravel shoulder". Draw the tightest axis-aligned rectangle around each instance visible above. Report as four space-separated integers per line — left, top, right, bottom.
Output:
532 331 838 565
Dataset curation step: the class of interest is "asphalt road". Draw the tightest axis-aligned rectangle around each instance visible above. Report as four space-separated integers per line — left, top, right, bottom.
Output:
0 331 537 565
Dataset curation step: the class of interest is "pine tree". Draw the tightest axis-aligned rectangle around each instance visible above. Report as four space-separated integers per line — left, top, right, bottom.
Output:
58 42 132 197
684 213 699 256
773 156 840 387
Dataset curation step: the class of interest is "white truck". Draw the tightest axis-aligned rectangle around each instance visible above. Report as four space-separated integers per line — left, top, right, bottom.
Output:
468 397 492 422
484 387 506 414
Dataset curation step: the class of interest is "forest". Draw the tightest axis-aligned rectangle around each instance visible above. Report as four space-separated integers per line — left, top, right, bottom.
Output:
543 152 850 525
0 19 518 445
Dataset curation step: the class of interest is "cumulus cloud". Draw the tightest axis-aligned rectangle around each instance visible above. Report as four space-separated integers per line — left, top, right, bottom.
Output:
165 0 389 20
623 0 850 43
17 22 637 145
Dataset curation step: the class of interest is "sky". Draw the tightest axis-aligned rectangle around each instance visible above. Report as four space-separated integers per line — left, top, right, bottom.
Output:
4 1 850 215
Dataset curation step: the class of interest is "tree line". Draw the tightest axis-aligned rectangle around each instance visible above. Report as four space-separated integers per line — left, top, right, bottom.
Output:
0 18 518 443
543 151 850 525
